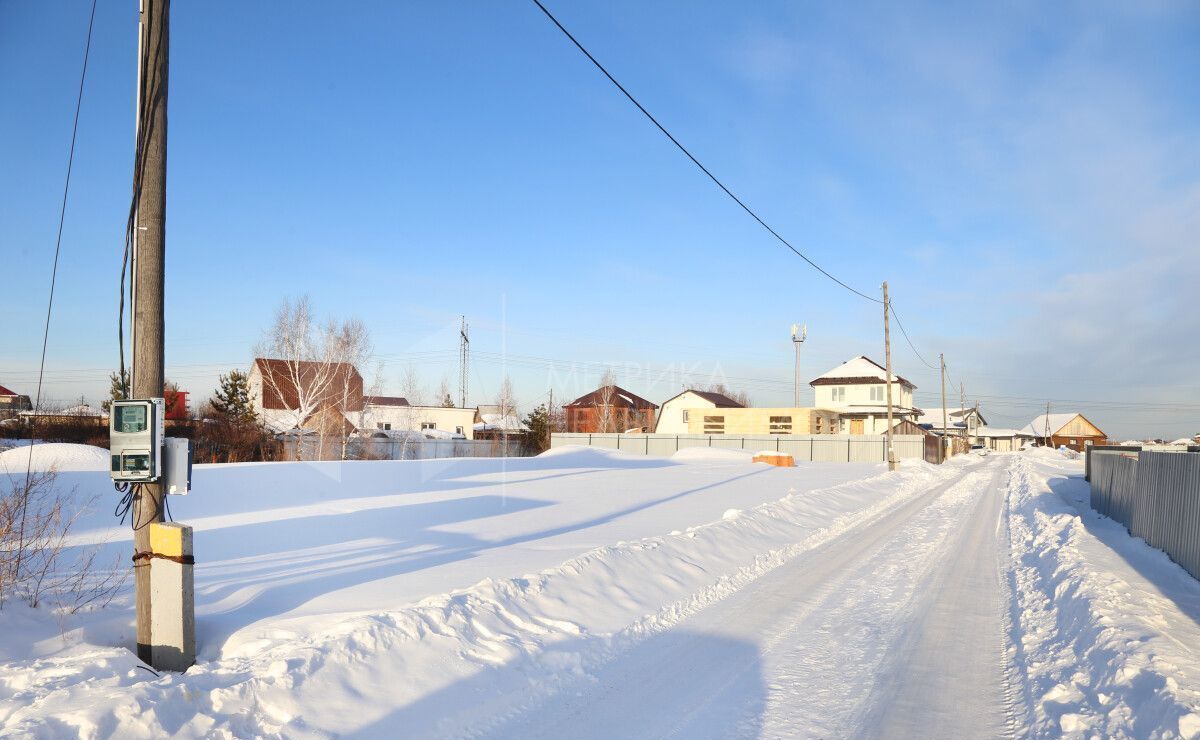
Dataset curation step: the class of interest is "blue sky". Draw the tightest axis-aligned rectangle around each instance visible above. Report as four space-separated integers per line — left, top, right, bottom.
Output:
3 1 1198 440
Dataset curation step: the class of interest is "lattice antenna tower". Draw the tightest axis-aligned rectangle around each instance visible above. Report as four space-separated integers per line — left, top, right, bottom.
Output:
459 316 469 408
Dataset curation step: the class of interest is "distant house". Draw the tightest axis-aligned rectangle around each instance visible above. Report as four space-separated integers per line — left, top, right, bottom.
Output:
473 404 530 442
18 403 107 426
361 395 476 439
686 407 842 435
655 389 745 434
975 426 1027 452
248 357 364 433
564 385 658 433
809 356 919 435
164 388 190 421
915 407 987 440
1020 413 1107 451
0 385 32 420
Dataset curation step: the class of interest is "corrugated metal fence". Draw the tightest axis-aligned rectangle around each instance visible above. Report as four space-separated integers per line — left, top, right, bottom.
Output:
550 433 927 463
1088 447 1200 580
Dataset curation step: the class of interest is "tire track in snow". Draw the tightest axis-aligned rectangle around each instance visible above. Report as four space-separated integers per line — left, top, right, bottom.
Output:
481 458 1004 739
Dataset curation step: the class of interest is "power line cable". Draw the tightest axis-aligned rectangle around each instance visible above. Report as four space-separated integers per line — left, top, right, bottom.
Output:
888 303 939 370
528 0 882 304
16 0 100 585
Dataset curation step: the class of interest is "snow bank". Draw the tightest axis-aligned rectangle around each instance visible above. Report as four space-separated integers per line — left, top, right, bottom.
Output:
1005 454 1200 737
0 442 109 474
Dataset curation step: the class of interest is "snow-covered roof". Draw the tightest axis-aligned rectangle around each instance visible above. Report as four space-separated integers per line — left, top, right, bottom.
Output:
1168 437 1196 446
20 404 104 417
915 408 972 427
661 389 745 409
474 412 529 432
810 356 914 388
1020 413 1085 437
260 408 303 434
975 426 1023 438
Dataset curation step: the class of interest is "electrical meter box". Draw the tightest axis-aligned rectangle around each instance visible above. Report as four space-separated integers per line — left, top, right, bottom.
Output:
110 398 165 482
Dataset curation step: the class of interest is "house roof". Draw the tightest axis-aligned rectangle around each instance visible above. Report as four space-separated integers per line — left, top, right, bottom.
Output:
975 426 1024 438
474 412 530 432
565 385 658 409
915 407 986 428
660 389 745 409
0 385 19 397
364 395 409 407
252 358 364 412
1020 412 1104 437
21 403 104 417
809 356 915 389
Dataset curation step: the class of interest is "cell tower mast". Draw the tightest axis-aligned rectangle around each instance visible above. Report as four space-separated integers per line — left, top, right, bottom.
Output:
791 323 807 407
459 316 469 408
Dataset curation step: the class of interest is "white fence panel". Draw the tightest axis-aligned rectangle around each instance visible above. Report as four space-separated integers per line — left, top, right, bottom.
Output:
549 433 926 464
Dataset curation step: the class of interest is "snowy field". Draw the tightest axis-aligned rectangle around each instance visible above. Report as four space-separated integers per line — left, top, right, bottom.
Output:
1 444 1198 737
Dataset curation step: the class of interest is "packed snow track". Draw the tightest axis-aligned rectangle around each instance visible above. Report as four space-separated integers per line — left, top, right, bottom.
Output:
482 455 1014 739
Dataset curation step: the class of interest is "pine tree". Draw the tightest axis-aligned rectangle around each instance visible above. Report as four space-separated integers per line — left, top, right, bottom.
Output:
211 369 256 422
524 403 550 454
100 370 129 413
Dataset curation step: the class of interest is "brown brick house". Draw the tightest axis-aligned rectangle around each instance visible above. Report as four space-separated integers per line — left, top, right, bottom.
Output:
564 385 658 433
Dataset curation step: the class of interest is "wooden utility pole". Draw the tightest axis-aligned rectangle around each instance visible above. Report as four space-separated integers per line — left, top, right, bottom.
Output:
940 353 948 462
132 0 169 666
882 282 896 471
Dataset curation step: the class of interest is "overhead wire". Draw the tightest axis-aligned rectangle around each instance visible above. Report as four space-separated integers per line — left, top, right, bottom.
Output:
17 0 100 571
888 303 939 370
528 0 882 304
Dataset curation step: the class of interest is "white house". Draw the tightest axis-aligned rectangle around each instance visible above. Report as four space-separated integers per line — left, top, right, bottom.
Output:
915 407 987 439
974 426 1027 452
654 389 745 434
362 396 477 439
809 356 919 435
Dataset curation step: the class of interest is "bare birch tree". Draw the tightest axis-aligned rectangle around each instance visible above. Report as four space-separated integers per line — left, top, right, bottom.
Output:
595 369 618 433
255 297 370 461
496 375 517 453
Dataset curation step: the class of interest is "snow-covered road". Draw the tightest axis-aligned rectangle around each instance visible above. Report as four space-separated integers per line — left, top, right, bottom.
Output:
486 456 1014 739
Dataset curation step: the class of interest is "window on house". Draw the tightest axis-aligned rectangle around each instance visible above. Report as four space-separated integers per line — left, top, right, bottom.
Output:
455 426 464 434
870 386 884 402
703 415 725 434
815 417 823 433
421 422 436 430
682 410 689 423
377 422 391 430
769 416 793 434
832 387 846 403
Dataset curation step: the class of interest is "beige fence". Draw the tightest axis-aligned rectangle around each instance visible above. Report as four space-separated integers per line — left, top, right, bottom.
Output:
550 433 928 463
1088 447 1200 580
